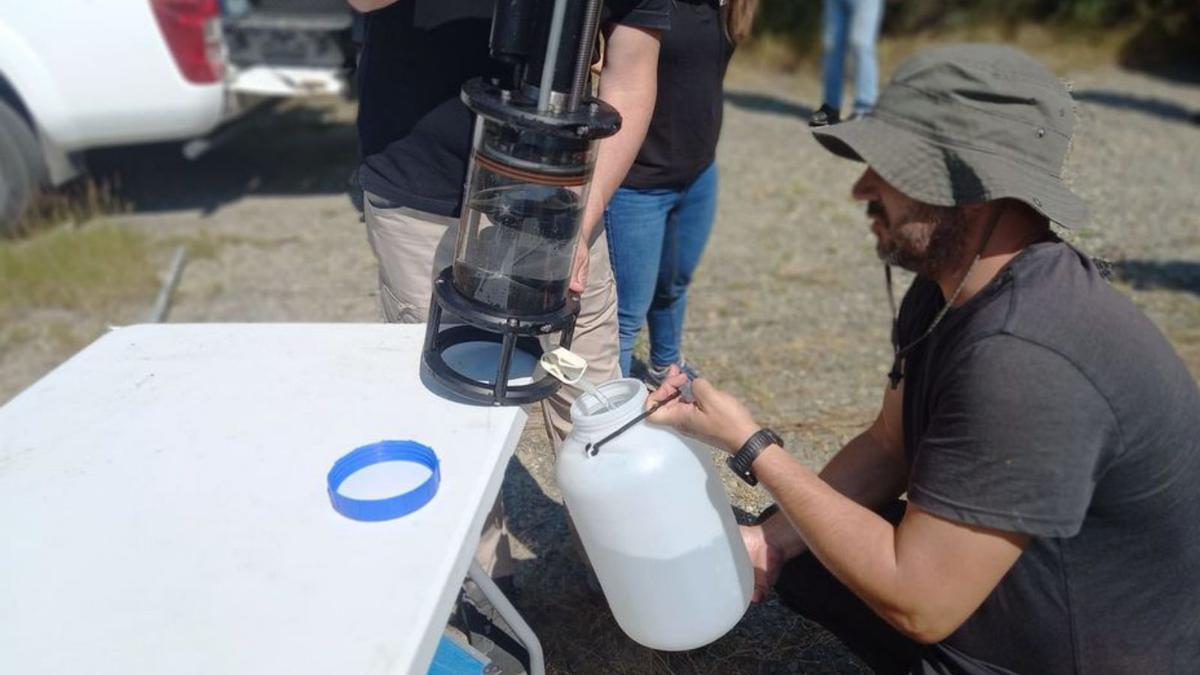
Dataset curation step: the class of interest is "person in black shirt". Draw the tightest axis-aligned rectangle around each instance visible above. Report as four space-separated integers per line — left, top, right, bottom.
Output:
603 0 757 384
648 44 1200 673
347 0 669 591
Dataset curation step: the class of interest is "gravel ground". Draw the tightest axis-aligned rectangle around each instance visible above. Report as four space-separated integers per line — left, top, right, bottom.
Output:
3 59 1198 674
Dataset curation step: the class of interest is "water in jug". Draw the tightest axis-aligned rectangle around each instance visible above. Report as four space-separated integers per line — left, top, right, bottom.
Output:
557 378 753 651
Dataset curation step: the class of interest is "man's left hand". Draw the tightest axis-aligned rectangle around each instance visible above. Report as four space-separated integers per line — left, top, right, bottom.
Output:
741 524 784 602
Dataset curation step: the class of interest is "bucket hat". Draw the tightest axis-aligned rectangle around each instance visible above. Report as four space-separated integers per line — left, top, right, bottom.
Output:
812 43 1088 228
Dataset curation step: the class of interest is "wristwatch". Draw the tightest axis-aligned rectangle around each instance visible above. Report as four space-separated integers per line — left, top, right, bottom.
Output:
726 428 783 486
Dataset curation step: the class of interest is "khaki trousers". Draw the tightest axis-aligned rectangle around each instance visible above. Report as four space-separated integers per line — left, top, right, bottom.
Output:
364 193 621 579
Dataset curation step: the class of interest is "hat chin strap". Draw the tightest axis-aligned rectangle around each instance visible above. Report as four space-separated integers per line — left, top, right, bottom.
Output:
884 203 1007 389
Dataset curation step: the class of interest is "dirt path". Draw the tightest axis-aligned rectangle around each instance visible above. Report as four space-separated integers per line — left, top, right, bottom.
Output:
3 61 1198 674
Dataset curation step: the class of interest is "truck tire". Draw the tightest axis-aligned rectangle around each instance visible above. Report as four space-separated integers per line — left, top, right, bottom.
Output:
0 99 46 235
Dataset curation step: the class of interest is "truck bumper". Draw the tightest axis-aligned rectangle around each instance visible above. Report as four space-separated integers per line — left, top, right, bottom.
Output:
227 65 348 98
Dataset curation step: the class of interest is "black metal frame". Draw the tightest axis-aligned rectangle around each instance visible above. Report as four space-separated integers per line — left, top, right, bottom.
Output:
461 78 620 142
422 267 578 406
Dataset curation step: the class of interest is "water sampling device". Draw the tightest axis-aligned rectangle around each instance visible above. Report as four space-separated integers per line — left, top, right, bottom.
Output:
421 0 621 406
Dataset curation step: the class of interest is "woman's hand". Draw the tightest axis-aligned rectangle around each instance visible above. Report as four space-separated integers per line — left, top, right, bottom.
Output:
646 367 760 453
568 238 590 294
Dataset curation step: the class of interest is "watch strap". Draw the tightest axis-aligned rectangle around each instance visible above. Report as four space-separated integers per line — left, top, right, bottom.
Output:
726 428 783 486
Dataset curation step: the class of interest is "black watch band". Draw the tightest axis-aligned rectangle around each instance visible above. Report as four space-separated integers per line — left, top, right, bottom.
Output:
726 428 783 486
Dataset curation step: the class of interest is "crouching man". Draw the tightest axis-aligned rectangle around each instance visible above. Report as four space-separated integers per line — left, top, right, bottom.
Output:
650 44 1200 674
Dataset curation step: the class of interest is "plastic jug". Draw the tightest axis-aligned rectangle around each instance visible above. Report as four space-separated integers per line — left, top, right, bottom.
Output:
557 378 753 651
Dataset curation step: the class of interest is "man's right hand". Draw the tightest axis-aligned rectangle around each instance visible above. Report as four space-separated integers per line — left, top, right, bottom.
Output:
741 524 784 603
647 370 761 454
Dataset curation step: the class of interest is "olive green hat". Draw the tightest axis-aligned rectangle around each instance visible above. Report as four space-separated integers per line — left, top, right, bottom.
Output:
812 43 1088 228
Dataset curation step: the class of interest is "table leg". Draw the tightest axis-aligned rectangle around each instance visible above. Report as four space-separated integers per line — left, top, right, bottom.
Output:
467 560 545 675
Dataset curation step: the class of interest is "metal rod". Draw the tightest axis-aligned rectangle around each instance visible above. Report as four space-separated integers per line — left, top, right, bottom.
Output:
494 332 517 401
467 560 545 675
422 289 444 354
538 0 569 112
147 246 187 323
559 311 577 350
567 0 603 111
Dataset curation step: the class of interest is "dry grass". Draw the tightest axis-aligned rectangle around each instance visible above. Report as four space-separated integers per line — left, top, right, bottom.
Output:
739 20 1138 77
6 177 129 241
878 22 1136 75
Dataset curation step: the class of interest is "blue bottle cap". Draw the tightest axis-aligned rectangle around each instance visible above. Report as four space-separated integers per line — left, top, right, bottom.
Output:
327 441 440 521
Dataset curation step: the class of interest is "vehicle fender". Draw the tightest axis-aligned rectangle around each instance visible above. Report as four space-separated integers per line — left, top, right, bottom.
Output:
0 21 79 151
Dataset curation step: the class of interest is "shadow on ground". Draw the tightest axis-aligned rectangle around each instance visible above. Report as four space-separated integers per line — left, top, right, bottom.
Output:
85 100 360 215
1073 89 1199 126
1114 260 1200 296
725 90 814 121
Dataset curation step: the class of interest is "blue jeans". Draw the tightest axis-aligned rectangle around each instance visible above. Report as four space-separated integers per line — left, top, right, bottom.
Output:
604 162 718 376
822 0 884 114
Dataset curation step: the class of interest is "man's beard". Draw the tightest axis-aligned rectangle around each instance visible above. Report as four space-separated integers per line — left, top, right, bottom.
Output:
873 201 969 278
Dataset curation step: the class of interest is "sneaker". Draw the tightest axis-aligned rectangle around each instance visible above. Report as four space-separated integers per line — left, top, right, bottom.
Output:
809 103 840 127
847 108 872 122
642 359 700 389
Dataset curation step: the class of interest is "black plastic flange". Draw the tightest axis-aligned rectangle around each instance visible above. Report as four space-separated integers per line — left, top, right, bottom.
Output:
461 77 621 141
422 268 579 407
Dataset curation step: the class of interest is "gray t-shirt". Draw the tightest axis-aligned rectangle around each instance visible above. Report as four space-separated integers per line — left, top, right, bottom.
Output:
895 240 1200 674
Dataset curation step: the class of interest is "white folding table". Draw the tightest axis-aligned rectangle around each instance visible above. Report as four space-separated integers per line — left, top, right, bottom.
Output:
0 323 539 675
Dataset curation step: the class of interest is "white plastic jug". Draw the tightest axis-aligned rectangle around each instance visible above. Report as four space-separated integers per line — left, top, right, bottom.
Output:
557 378 753 651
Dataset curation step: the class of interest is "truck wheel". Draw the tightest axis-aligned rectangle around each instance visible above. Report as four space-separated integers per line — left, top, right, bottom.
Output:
0 99 47 235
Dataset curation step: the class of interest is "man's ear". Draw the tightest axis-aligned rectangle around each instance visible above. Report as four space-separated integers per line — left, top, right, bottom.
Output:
963 201 1012 255
959 201 991 222
962 201 1006 237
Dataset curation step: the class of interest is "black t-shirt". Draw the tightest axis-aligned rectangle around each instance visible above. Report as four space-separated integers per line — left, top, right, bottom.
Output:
895 240 1200 674
621 0 733 189
356 0 671 217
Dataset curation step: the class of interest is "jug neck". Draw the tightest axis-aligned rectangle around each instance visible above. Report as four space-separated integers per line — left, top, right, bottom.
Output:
569 378 649 437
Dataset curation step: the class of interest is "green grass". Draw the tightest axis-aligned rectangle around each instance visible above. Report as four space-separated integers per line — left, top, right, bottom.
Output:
0 222 157 316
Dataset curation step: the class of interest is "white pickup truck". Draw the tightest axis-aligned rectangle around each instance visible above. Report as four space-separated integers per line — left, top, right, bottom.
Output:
0 0 357 230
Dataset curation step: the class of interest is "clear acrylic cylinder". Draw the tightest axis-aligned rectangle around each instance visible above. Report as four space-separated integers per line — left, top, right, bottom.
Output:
453 116 597 316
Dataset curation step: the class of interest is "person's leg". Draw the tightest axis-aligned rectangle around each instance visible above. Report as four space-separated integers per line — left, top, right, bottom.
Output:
364 192 514 582
539 231 624 450
770 500 923 675
362 192 458 323
475 496 514 580
821 0 850 112
848 0 884 115
603 187 676 375
646 162 718 369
